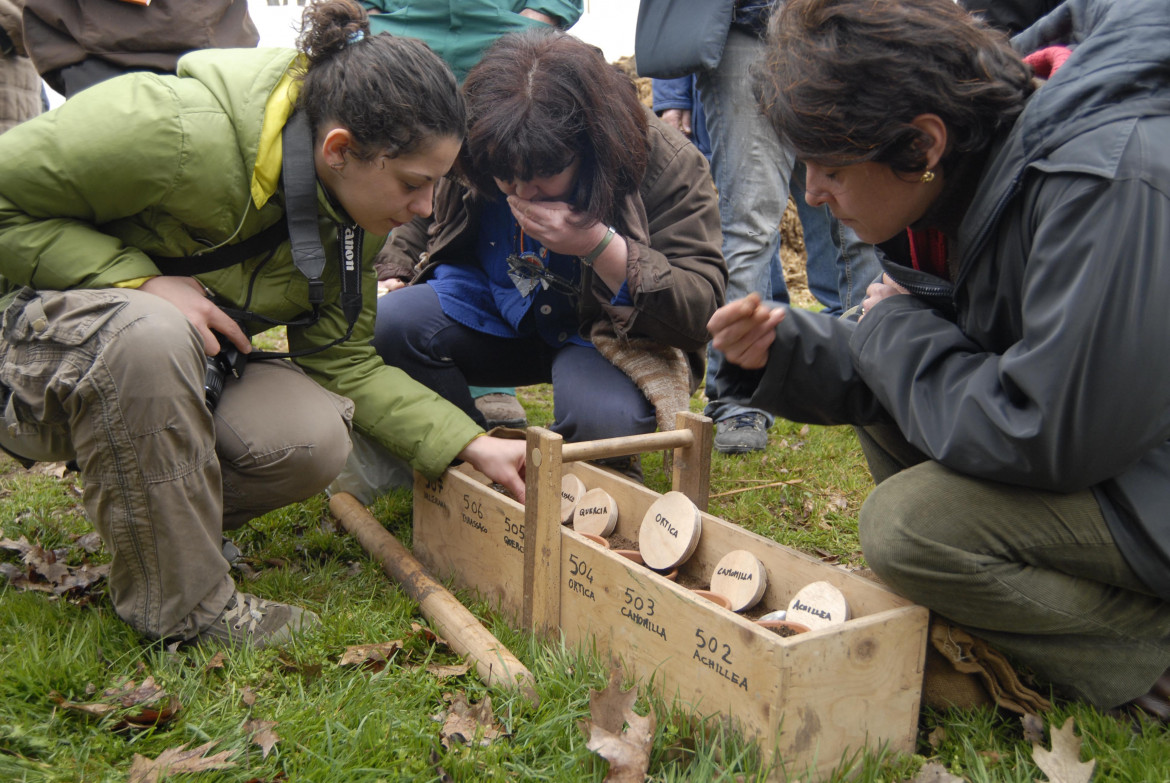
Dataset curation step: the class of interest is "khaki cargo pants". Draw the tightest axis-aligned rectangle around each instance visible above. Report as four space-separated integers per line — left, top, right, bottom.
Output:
0 288 353 640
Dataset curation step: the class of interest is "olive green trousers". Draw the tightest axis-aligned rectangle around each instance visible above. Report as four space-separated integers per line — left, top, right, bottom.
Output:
857 423 1170 709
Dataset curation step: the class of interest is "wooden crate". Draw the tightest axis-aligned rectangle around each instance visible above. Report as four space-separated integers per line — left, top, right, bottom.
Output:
412 414 928 781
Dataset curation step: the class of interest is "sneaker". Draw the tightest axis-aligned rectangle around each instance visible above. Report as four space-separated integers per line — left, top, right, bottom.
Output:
714 412 768 454
192 591 319 649
474 392 528 429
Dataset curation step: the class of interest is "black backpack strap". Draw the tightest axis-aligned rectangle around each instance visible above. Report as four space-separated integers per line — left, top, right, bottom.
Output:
150 219 289 276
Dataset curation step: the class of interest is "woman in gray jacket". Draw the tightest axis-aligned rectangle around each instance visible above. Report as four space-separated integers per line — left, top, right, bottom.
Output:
711 0 1170 719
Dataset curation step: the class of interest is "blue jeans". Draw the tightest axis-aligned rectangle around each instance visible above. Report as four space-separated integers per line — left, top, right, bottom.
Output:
373 284 655 443
789 161 885 317
697 28 789 425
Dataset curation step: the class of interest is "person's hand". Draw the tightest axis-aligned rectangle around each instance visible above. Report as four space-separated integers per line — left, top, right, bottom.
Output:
660 109 693 138
708 293 785 370
458 435 527 502
139 276 250 356
859 274 910 320
377 277 407 297
506 196 602 257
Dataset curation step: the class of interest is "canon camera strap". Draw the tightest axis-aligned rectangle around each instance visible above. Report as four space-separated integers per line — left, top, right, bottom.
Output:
150 110 363 358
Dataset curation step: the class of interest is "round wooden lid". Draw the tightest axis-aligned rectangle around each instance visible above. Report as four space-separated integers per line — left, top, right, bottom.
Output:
709 549 768 612
560 474 586 524
785 580 850 630
573 487 618 536
638 491 701 570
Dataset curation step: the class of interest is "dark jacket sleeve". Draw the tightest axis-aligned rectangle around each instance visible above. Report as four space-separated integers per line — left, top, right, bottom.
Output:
373 214 430 281
749 306 890 426
851 172 1170 493
651 76 694 113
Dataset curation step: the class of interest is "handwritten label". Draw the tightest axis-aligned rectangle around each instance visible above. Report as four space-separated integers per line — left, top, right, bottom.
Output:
693 627 748 691
620 586 666 640
422 477 448 511
502 515 524 553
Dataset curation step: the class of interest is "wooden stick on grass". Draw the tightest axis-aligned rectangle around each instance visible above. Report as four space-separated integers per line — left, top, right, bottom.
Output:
708 478 804 499
329 491 538 703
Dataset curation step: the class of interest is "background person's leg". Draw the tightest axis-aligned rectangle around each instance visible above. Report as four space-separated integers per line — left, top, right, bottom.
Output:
697 28 788 452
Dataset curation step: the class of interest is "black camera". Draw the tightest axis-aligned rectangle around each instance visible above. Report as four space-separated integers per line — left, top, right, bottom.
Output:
204 330 247 412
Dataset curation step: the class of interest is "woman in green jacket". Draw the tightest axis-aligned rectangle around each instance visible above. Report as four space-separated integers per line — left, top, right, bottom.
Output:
0 0 526 648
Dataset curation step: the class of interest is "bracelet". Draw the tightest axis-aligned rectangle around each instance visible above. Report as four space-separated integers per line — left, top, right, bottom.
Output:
580 225 616 267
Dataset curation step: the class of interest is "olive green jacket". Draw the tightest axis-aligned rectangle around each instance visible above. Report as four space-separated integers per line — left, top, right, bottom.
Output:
0 46 482 476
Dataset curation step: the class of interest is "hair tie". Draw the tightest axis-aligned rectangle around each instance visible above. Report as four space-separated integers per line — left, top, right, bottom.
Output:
347 29 366 46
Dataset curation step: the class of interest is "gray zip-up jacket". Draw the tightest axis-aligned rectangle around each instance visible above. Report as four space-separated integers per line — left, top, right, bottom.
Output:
750 0 1170 599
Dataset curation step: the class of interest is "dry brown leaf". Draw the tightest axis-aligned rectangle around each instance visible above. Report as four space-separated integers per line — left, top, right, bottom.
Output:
1032 717 1096 783
205 651 227 671
240 685 257 708
439 692 504 748
410 622 447 646
244 719 280 759
581 665 655 783
911 760 965 783
127 741 237 783
338 640 403 671
926 726 947 749
51 676 180 730
74 531 104 553
1021 712 1046 744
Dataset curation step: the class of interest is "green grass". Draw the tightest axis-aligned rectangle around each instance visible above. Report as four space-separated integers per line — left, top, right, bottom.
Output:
1 384 1167 782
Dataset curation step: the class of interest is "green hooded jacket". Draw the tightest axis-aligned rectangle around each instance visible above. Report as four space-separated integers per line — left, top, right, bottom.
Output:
0 46 483 477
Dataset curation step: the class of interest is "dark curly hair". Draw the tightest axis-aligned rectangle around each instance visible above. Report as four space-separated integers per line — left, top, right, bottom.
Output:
294 0 465 160
459 28 649 228
754 0 1035 174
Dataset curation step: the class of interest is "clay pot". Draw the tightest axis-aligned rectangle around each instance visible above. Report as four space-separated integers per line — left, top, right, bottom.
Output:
756 619 811 638
690 589 732 610
579 533 610 548
613 549 678 581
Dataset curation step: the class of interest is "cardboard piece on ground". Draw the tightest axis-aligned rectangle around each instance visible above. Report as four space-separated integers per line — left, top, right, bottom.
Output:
786 580 850 630
638 491 701 570
561 474 586 524
573 487 618 536
709 549 768 612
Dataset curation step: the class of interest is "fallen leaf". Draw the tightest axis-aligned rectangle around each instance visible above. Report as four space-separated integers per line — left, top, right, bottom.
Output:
1032 716 1096 783
1021 712 1046 744
410 622 447 647
429 749 454 782
51 676 181 730
911 760 965 783
244 719 280 759
581 665 655 783
127 741 237 783
408 661 472 679
338 640 403 671
74 531 104 553
799 424 810 436
205 651 227 671
439 692 504 748
240 685 256 708
927 726 947 749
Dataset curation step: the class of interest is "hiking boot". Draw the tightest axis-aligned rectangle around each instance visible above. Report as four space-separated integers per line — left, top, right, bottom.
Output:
713 412 768 454
474 392 528 429
192 591 319 649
